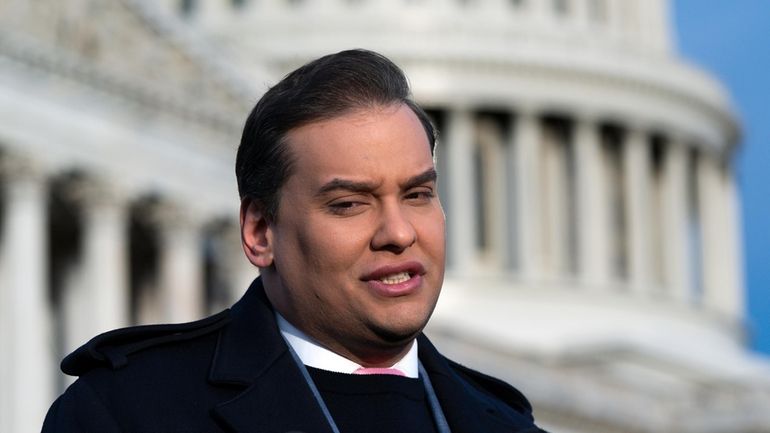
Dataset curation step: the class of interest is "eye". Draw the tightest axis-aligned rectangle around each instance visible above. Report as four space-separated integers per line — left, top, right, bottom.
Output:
327 199 368 215
405 188 435 203
331 201 357 209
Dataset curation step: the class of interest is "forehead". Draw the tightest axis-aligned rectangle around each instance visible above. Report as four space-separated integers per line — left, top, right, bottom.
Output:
283 104 434 181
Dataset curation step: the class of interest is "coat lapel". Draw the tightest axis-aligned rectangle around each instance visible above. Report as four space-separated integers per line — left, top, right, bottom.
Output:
207 278 334 433
418 335 540 433
211 352 334 433
205 278 539 433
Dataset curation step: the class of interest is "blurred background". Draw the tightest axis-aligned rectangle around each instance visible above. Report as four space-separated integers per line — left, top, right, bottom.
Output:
0 1 768 432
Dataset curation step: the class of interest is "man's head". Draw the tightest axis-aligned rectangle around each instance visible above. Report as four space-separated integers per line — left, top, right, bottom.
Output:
236 49 436 221
237 49 445 367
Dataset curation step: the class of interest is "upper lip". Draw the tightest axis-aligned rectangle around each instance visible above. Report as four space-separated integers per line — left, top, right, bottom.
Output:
361 261 426 281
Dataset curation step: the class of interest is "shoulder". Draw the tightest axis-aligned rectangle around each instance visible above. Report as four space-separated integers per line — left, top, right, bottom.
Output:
42 375 123 433
417 334 535 422
61 308 231 376
44 310 237 433
446 358 533 416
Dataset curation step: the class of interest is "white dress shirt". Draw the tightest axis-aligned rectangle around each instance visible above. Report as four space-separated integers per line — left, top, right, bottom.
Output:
276 312 419 378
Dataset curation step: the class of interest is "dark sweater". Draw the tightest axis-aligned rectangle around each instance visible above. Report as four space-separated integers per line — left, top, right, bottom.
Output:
306 366 439 433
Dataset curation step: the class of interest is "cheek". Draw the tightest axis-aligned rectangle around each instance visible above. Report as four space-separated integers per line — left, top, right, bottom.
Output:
418 212 446 254
295 220 370 272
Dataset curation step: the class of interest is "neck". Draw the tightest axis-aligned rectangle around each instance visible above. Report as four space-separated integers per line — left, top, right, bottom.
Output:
331 339 414 369
275 311 416 369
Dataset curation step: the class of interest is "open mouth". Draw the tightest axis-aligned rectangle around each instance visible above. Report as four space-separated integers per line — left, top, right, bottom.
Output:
363 261 425 291
378 272 411 285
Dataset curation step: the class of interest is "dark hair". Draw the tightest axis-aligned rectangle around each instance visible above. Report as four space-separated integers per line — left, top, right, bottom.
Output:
235 49 436 220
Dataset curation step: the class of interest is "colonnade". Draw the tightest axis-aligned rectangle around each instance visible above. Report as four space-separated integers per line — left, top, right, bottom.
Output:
0 156 54 433
0 152 251 433
436 107 743 320
0 106 744 431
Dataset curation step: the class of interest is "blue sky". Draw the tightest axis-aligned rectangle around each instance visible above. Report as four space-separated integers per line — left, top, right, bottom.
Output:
674 0 770 353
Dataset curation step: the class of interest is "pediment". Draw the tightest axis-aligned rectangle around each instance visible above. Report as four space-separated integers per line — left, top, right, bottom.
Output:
0 0 258 130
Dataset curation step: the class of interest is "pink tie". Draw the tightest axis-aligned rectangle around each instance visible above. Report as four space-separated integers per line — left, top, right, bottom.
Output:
352 367 406 376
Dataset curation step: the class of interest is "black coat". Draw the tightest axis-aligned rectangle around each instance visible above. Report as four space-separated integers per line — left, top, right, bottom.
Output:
42 278 546 433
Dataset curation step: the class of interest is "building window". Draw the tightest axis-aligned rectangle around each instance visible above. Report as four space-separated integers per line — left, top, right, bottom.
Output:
179 0 197 17
473 144 486 251
542 118 576 276
553 0 570 17
602 126 628 280
688 149 704 304
650 136 666 286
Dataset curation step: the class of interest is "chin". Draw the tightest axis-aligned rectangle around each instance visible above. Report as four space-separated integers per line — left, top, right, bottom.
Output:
370 318 428 345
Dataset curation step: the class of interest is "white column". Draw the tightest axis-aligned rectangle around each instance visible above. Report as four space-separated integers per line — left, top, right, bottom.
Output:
698 152 742 319
529 0 552 26
308 0 337 15
573 0 591 30
446 108 477 272
157 206 205 323
202 220 257 311
254 0 282 12
0 207 7 433
636 0 672 54
197 0 231 16
61 244 88 358
623 127 652 293
223 221 259 303
154 0 180 16
0 156 54 433
574 116 610 289
662 138 692 302
512 110 545 281
605 0 624 42
484 0 510 12
720 163 745 320
79 182 130 334
61 181 130 357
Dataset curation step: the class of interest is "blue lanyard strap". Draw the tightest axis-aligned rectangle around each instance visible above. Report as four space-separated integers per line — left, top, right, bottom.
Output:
285 341 342 433
420 361 452 433
284 338 452 433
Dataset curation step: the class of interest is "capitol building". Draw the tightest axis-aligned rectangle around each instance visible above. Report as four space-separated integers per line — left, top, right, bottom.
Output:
1 0 769 432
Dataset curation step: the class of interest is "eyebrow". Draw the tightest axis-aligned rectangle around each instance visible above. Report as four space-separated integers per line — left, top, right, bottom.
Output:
316 168 437 197
403 168 438 190
316 178 379 196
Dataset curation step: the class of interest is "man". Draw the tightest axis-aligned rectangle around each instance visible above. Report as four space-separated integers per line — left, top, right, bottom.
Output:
43 49 546 433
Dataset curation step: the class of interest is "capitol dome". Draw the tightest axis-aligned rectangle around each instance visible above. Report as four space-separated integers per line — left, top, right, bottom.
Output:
176 0 742 307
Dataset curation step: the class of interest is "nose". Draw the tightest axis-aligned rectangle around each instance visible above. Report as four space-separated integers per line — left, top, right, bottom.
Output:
371 202 416 253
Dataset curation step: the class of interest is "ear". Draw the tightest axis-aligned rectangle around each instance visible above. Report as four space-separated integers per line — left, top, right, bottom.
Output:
240 197 274 268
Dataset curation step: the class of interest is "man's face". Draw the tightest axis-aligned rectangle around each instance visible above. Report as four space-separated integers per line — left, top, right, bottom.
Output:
261 103 445 363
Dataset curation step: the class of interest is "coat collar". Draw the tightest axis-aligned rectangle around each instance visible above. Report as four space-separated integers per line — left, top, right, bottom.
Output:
417 335 536 433
208 278 533 433
208 278 333 433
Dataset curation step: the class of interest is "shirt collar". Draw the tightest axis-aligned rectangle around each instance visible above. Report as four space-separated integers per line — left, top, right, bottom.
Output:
275 312 419 378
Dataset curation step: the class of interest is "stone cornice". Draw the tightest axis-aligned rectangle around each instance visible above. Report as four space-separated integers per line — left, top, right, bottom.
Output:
0 0 265 136
120 0 262 108
0 30 242 135
268 46 738 150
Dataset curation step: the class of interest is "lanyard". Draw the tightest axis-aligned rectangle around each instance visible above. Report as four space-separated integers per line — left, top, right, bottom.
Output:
419 361 452 433
285 341 452 433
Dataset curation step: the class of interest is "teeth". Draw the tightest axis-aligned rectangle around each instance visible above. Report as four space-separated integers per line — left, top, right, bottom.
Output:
379 272 411 285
